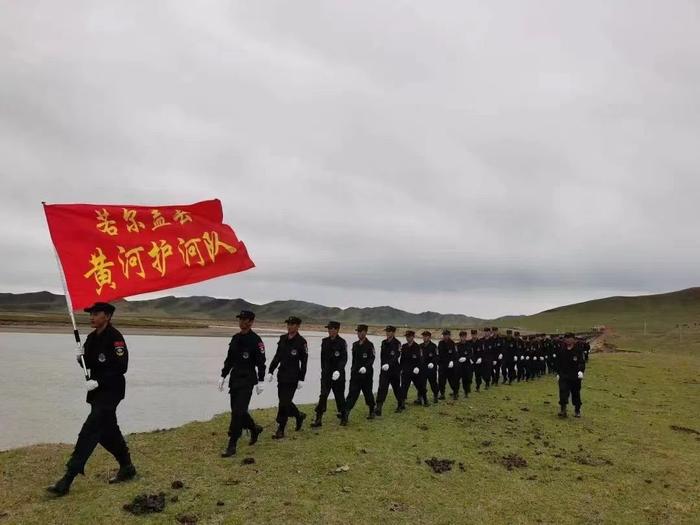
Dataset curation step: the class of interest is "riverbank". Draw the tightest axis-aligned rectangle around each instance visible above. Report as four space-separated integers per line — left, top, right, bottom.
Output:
1 351 698 524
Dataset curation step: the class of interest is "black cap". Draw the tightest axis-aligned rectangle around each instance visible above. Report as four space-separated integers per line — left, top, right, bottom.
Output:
514 331 520 336
384 325 397 332
83 302 115 315
236 310 255 321
421 330 432 337
325 321 340 329
459 330 467 337
356 324 368 332
506 329 513 335
492 326 499 331
442 329 451 336
405 330 415 337
564 332 575 338
471 329 478 335
484 327 491 332
285 316 302 325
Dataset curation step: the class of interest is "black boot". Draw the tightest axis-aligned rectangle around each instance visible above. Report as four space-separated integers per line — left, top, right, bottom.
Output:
558 406 568 418
375 403 383 417
249 425 263 445
340 412 348 426
272 425 285 439
433 395 439 403
310 413 323 428
46 471 76 497
438 393 446 400
574 407 581 418
295 412 307 431
367 407 375 420
422 394 430 407
221 439 237 457
109 463 136 484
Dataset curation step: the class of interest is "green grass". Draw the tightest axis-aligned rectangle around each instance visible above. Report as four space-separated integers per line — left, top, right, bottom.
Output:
1 351 698 524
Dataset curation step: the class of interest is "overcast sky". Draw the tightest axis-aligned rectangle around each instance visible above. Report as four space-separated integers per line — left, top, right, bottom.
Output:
1 1 699 318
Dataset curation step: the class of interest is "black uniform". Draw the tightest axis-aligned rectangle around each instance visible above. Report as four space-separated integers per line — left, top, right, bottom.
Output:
269 333 308 431
437 339 459 399
345 338 376 417
420 341 439 401
492 334 504 385
557 342 586 413
221 330 266 445
401 341 427 404
456 340 473 396
376 337 403 410
66 324 131 476
482 337 495 388
502 336 516 384
472 338 486 391
314 335 348 419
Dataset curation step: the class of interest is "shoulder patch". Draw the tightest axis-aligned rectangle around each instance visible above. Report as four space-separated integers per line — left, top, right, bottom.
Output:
258 341 265 353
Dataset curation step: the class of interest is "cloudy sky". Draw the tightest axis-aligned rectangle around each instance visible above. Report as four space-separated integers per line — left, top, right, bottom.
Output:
1 1 699 318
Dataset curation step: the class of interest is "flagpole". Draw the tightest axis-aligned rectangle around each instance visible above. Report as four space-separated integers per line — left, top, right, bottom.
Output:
44 202 89 380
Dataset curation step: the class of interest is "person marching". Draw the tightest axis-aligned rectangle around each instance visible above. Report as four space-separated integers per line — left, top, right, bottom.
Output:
47 302 135 497
438 329 460 400
482 327 494 389
492 327 504 386
456 330 474 398
503 330 517 385
268 316 308 439
375 325 403 416
401 330 428 407
345 324 377 422
311 321 348 428
556 333 586 418
472 329 486 392
218 310 266 458
420 330 440 403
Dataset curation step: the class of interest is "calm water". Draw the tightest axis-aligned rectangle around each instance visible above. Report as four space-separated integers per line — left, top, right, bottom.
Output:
0 331 387 450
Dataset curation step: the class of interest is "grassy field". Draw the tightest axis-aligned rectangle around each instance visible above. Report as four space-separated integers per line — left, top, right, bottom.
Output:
1 348 698 524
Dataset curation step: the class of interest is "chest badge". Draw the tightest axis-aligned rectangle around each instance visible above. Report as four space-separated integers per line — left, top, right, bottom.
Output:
291 349 298 356
362 353 367 358
242 351 250 359
98 353 106 363
334 351 340 357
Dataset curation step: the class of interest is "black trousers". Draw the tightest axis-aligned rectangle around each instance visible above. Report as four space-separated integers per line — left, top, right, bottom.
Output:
376 370 402 405
276 382 301 428
314 375 346 416
459 364 473 394
66 401 130 475
483 361 492 387
559 377 582 408
504 362 516 383
402 371 427 400
438 365 459 395
492 359 502 384
424 368 439 397
346 375 375 413
228 385 255 443
473 363 485 388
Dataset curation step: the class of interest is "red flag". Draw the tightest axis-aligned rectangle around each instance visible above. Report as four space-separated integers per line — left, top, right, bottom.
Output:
43 199 255 310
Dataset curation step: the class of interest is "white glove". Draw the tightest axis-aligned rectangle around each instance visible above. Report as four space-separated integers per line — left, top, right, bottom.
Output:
297 380 304 390
577 371 584 379
332 370 340 381
514 365 518 372
413 367 420 375
498 354 503 360
556 375 560 380
553 353 556 358
514 356 518 361
492 361 497 366
86 379 99 392
428 363 435 369
448 361 454 369
469 359 474 364
458 357 466 363
526 356 530 361
76 350 84 365
218 377 225 391
359 366 367 375
267 373 274 382
520 356 524 360
476 358 482 364
540 357 545 361
381 364 389 371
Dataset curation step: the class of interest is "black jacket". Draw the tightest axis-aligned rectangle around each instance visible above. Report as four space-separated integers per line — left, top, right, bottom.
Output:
557 343 586 379
320 335 348 378
350 338 375 377
401 342 422 373
437 339 457 366
269 332 308 383
380 338 402 374
221 330 266 388
83 324 128 404
421 341 438 370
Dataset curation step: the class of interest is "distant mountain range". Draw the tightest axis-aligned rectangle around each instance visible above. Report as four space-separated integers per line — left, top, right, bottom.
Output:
0 291 486 327
2 287 699 330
